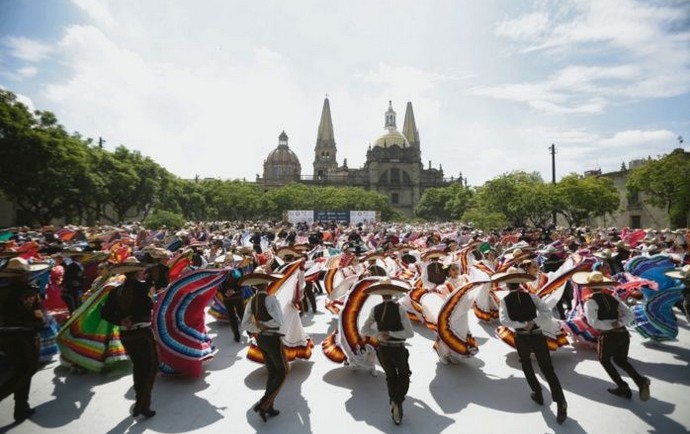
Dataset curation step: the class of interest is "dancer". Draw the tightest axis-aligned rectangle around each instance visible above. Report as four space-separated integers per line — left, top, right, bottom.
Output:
576 271 651 401
241 272 287 422
101 257 158 418
0 258 44 423
360 279 413 426
496 267 567 424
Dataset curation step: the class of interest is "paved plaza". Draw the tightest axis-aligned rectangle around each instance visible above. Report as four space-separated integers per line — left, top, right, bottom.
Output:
2 300 689 434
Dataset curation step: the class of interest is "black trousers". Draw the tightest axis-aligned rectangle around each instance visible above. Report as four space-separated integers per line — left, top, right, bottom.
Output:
61 289 81 314
256 334 289 411
120 327 158 413
597 330 646 390
223 294 244 339
376 344 411 405
515 332 565 404
302 283 317 313
0 331 39 416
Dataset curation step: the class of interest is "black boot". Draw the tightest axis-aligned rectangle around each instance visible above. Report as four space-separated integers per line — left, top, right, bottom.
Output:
530 391 544 405
556 402 567 425
608 386 632 399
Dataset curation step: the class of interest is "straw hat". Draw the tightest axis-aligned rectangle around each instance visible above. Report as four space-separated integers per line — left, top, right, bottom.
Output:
0 257 48 277
593 248 618 260
238 272 281 287
490 267 535 284
62 246 85 256
363 278 411 296
422 250 445 261
109 256 149 275
149 248 170 260
361 252 386 262
572 271 619 288
503 248 530 260
276 247 303 260
238 246 254 256
664 264 690 280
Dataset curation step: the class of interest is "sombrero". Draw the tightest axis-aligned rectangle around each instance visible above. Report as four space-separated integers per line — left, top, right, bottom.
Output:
363 278 411 296
422 250 445 261
109 257 149 275
572 271 619 288
490 267 535 284
238 272 281 287
276 247 303 260
361 252 386 262
593 248 618 260
503 248 532 260
0 257 49 277
665 264 690 280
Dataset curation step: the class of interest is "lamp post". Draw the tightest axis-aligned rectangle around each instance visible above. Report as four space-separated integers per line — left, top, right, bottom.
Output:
549 144 557 226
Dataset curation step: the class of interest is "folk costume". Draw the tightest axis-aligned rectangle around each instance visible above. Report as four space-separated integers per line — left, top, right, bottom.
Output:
360 280 413 425
496 268 567 425
240 273 286 422
101 258 158 418
578 271 651 401
0 258 45 423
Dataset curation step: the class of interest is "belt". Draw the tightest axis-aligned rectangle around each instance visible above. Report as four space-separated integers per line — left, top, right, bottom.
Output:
379 341 406 347
121 322 151 331
601 326 626 334
516 327 542 335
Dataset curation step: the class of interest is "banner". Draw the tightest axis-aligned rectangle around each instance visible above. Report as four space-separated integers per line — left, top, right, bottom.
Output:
286 210 314 225
350 210 377 224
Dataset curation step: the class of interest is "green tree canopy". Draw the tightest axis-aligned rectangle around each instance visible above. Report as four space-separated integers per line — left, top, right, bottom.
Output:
554 173 620 228
626 149 690 228
472 171 553 228
415 183 472 221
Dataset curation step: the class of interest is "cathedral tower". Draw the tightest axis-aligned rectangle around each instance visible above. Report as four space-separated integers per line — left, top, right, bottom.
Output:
313 97 338 179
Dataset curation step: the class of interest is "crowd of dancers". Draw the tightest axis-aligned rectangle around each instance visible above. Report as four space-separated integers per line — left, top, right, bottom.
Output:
0 221 688 426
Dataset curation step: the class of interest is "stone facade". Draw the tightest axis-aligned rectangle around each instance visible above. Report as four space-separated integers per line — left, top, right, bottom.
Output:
259 99 458 217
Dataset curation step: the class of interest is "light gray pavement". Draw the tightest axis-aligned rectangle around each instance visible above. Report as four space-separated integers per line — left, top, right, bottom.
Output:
2 298 689 434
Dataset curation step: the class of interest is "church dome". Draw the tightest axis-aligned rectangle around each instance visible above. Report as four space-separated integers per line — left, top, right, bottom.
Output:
372 101 409 148
374 130 410 148
266 145 301 166
263 131 301 181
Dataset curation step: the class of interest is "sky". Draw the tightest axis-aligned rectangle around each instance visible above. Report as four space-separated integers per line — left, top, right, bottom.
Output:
1 0 689 187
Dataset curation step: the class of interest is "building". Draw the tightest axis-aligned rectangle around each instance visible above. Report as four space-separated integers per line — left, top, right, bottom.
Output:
585 148 690 229
259 98 460 217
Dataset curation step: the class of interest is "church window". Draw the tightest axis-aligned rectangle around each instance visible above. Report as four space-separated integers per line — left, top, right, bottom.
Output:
391 193 399 204
391 168 401 184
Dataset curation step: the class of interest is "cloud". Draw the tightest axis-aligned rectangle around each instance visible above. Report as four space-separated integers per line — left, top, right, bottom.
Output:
2 36 52 62
495 12 551 41
598 129 678 150
479 0 690 113
43 25 318 180
71 0 115 27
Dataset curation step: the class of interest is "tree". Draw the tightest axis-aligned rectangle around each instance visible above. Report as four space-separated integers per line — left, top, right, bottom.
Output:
461 207 508 230
415 183 472 221
554 173 620 228
473 171 552 227
144 209 186 230
0 90 92 224
626 149 690 228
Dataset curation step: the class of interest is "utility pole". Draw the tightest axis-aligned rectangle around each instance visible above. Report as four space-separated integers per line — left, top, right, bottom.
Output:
98 137 106 148
549 144 557 226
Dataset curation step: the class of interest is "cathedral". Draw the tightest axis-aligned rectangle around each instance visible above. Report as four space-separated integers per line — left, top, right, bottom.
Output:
258 98 457 217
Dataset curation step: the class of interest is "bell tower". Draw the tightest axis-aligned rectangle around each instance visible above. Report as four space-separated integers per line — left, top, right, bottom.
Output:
313 96 338 179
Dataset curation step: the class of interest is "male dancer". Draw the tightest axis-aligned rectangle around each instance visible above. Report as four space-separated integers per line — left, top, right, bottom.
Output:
0 257 44 423
577 271 651 401
240 272 286 422
361 279 413 425
496 267 568 424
